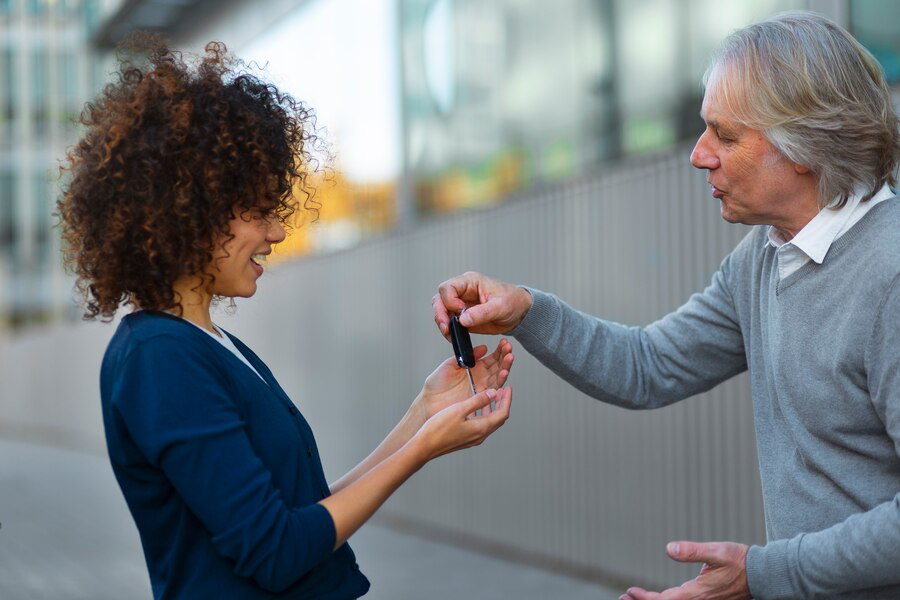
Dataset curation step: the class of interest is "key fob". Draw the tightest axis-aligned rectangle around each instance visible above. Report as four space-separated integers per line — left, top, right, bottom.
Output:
449 315 476 368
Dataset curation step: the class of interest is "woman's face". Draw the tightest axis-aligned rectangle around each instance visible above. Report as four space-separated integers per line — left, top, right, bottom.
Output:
209 207 286 298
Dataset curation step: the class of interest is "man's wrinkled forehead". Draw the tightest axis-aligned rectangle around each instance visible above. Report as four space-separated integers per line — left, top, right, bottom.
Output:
701 61 750 124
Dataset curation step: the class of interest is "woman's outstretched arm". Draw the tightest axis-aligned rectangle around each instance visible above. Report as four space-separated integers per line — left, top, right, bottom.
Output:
319 386 512 549
328 339 513 495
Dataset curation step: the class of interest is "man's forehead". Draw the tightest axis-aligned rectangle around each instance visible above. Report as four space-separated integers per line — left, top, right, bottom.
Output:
700 73 741 126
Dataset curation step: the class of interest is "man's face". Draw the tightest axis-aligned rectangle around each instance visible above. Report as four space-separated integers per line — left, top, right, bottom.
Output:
690 77 805 230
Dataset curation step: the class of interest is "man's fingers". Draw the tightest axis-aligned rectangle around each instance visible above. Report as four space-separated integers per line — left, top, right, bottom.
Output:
458 298 502 328
437 275 477 315
622 588 659 600
625 586 698 600
432 293 452 336
666 541 724 564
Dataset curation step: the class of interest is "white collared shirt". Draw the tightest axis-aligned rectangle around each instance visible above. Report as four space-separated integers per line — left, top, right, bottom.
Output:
767 183 896 280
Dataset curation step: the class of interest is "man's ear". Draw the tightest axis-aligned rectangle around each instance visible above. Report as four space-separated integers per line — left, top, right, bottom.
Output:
793 163 812 174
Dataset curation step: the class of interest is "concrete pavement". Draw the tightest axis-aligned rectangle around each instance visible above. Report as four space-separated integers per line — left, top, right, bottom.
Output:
0 438 621 599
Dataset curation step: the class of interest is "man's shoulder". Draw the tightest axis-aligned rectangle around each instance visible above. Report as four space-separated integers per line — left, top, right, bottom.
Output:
865 194 900 236
846 197 900 265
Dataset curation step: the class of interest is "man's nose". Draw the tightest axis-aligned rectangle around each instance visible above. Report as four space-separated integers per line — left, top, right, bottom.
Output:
690 131 720 170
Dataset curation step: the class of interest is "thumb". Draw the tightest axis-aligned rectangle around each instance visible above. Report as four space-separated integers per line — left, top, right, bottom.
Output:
666 541 723 564
459 298 503 328
461 388 497 413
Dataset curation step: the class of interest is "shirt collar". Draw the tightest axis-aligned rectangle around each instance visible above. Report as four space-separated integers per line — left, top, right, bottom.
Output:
766 183 895 264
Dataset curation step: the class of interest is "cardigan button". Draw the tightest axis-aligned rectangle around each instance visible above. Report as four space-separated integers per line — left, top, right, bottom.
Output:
307 445 313 456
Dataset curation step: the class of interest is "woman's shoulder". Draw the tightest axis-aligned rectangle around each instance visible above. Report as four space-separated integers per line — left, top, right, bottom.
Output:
105 311 213 365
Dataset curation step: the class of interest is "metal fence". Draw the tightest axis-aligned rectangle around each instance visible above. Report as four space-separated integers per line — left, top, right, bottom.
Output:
0 143 765 589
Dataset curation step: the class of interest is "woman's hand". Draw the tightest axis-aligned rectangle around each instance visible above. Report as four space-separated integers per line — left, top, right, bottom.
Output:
321 387 512 550
413 387 512 460
412 339 514 425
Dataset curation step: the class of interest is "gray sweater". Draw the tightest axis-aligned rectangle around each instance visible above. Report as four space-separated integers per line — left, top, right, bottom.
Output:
510 198 900 599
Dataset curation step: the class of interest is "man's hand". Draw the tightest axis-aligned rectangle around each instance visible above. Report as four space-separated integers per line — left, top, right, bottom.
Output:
620 541 751 600
433 271 533 337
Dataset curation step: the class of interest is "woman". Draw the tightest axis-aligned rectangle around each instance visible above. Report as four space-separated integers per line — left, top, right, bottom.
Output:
58 38 513 599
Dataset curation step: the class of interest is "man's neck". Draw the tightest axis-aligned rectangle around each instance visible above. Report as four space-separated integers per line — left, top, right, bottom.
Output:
770 187 821 242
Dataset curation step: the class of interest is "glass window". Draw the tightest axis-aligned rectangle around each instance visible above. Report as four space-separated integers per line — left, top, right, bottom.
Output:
1 46 14 126
399 0 802 216
60 52 78 129
0 169 17 260
850 0 900 83
31 48 48 137
82 0 99 34
34 171 50 266
27 0 47 16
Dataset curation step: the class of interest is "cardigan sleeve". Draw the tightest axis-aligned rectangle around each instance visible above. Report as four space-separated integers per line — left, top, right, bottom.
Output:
110 334 336 593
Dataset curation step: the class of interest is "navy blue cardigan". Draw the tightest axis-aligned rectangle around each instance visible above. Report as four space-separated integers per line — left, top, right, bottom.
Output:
100 311 370 599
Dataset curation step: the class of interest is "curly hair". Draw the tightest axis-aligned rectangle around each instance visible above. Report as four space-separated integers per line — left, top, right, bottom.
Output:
58 35 323 319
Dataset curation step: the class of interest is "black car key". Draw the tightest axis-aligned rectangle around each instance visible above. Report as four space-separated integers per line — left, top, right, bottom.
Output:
449 314 478 397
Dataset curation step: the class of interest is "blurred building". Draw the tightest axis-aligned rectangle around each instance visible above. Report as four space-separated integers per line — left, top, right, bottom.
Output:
400 0 900 213
0 0 105 329
0 0 897 329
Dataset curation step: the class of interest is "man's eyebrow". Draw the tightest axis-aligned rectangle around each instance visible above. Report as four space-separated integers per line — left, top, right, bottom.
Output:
704 118 728 132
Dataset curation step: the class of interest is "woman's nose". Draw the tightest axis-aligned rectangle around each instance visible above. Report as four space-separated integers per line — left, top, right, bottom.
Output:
268 220 287 244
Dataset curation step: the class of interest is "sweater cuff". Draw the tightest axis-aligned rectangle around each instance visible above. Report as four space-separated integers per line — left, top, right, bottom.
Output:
508 287 559 341
746 539 797 600
305 503 338 562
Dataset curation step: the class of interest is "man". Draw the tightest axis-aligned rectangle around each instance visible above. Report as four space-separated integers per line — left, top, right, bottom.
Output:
432 12 900 600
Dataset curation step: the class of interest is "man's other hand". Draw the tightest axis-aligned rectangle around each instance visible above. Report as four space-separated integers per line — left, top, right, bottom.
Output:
619 541 751 600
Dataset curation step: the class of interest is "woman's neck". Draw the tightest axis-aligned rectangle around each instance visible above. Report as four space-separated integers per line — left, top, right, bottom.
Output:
172 276 218 336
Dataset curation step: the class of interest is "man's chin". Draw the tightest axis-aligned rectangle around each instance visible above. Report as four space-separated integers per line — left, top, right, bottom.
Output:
719 202 744 225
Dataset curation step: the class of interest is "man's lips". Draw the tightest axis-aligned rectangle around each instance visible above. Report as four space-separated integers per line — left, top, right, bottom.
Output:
710 184 725 199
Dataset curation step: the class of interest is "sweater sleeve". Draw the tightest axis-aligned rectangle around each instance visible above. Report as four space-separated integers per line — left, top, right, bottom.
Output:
508 252 747 409
110 335 336 593
746 274 900 599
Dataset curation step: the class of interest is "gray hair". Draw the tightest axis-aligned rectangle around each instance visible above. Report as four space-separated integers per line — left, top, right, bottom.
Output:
705 11 899 208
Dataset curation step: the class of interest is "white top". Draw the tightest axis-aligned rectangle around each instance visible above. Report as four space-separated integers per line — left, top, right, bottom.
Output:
180 317 268 385
767 183 895 280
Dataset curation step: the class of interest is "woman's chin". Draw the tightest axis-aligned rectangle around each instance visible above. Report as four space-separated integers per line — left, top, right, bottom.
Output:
217 282 258 299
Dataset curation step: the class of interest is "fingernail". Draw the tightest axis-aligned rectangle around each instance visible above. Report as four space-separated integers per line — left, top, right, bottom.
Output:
667 542 679 555
460 314 472 326
486 389 496 398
